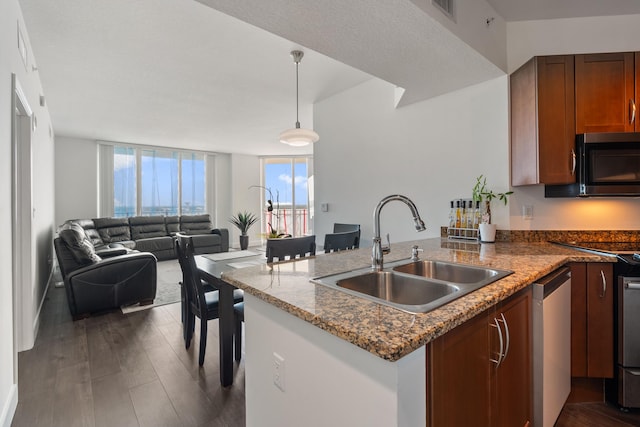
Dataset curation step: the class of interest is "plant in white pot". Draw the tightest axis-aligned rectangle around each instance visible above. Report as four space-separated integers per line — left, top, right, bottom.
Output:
229 211 258 250
472 175 512 243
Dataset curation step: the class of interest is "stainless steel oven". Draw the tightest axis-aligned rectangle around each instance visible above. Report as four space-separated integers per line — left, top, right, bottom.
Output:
614 274 640 408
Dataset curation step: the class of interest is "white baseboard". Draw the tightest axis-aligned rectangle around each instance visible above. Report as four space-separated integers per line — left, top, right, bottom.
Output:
0 384 18 427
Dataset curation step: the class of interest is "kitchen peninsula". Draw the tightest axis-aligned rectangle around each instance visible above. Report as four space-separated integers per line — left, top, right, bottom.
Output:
221 238 610 427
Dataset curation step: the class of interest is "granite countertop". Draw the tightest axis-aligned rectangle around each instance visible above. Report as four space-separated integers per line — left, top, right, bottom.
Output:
221 238 613 362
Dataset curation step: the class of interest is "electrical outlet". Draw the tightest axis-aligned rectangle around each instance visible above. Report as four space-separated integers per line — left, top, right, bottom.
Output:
273 352 285 392
522 205 533 220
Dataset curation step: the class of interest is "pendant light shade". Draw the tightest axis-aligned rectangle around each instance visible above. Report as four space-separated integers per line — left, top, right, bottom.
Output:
280 50 319 146
279 127 319 147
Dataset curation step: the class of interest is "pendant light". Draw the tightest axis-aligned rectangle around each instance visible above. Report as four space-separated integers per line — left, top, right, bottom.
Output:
279 50 319 147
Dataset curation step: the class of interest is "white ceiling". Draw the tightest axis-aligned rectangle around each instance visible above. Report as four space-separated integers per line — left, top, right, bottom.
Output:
19 0 373 155
19 0 640 156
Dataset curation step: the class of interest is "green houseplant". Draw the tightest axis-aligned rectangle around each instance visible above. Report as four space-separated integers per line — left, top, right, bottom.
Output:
229 211 258 250
472 175 512 224
472 175 512 243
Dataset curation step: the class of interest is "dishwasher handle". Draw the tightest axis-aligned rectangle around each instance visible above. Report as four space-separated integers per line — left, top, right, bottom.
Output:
533 266 571 300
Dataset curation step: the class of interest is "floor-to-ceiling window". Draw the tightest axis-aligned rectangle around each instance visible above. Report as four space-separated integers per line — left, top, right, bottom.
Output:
102 144 208 217
140 149 179 215
261 156 313 237
113 146 137 217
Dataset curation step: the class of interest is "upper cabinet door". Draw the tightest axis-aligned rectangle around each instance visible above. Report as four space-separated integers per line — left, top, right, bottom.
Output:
576 53 635 133
511 55 576 186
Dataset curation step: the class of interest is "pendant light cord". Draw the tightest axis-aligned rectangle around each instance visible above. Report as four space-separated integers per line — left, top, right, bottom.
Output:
279 50 318 145
295 59 300 129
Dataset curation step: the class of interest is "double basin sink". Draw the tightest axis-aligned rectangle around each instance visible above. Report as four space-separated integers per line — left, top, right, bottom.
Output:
311 258 512 314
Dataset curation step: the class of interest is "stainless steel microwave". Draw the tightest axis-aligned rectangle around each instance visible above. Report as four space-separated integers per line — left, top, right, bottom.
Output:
545 132 640 197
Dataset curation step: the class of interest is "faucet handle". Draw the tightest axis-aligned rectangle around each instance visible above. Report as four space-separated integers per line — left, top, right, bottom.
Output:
382 233 391 254
411 245 423 261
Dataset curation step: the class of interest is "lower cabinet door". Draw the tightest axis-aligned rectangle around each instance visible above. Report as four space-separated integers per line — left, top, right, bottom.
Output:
428 288 532 427
570 262 614 378
586 262 614 378
494 288 532 427
428 309 492 427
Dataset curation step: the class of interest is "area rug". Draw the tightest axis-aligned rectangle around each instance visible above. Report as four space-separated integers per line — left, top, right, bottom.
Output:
121 259 182 314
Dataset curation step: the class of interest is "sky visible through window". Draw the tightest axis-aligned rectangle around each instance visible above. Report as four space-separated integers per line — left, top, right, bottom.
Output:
113 147 205 217
265 161 308 206
263 159 311 236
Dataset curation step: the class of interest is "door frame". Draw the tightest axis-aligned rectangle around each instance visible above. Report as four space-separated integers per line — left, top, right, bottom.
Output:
11 74 35 358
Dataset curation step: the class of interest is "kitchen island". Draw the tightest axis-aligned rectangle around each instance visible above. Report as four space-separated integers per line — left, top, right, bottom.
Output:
221 238 610 427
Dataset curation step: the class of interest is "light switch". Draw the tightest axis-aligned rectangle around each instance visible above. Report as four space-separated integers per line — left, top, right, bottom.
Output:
321 203 329 212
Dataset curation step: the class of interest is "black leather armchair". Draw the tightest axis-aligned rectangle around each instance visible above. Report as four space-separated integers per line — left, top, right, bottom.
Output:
54 222 157 319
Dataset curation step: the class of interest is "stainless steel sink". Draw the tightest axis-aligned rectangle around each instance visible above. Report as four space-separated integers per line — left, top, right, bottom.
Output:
392 260 503 284
311 259 512 313
337 271 459 306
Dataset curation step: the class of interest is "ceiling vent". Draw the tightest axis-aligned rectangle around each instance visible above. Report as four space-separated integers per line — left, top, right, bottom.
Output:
432 0 455 21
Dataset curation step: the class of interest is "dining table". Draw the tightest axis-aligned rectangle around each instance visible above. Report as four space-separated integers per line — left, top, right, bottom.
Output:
195 250 265 387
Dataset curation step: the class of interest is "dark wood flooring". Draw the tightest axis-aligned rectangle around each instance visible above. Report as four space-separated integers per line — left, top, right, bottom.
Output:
556 402 640 427
12 285 245 427
11 284 640 426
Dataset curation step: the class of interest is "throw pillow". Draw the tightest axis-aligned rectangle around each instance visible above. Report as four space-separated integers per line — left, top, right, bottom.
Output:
59 221 102 265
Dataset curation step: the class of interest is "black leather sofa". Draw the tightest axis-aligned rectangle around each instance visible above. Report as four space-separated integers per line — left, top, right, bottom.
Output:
54 214 227 319
54 221 157 319
73 214 229 261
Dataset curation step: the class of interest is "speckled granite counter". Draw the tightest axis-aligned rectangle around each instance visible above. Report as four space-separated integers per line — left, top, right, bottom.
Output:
221 238 613 362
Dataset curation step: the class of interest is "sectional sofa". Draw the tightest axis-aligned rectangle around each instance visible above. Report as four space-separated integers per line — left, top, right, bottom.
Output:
54 214 228 319
72 214 229 261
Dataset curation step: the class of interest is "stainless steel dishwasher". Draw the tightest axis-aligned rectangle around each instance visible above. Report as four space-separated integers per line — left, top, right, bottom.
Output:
533 266 572 427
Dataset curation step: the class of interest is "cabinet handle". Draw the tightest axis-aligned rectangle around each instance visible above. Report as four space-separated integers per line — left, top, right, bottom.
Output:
490 317 504 367
631 99 637 125
497 313 510 361
571 149 576 176
600 270 607 298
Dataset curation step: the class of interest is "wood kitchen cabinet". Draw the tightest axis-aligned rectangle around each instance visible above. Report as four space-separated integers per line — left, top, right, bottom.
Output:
494 289 532 426
569 262 614 378
428 287 532 427
511 55 576 186
637 52 640 130
575 53 636 133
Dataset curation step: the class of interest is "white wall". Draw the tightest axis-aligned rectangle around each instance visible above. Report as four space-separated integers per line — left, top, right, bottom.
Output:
1 0 55 424
54 137 99 226
229 154 262 248
314 76 510 246
314 15 640 240
507 14 640 73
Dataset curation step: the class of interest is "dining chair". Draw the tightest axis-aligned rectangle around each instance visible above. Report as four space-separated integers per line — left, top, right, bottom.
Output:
176 233 244 366
266 235 316 263
176 242 216 342
333 223 361 248
233 302 244 362
323 230 360 253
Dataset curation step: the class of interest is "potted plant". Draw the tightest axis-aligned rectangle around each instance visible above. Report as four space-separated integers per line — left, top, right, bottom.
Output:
249 185 290 239
229 211 258 250
472 175 512 242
